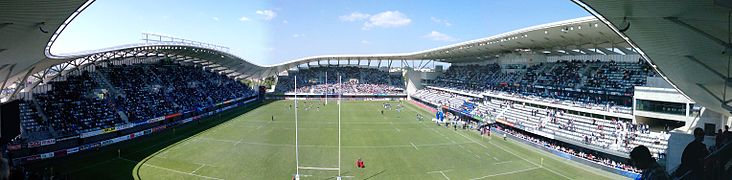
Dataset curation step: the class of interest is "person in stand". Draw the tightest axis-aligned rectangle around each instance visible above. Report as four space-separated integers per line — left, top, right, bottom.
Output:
673 127 709 179
630 145 669 180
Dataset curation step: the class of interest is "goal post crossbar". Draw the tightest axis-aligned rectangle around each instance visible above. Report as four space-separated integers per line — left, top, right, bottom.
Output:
298 166 340 171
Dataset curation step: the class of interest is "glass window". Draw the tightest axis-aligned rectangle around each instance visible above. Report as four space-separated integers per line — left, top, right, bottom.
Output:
635 99 686 115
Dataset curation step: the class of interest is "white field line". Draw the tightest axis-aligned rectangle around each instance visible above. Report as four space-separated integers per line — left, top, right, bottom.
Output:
427 169 453 180
493 160 513 165
450 130 572 179
410 142 419 150
119 158 223 180
438 171 450 180
191 164 205 174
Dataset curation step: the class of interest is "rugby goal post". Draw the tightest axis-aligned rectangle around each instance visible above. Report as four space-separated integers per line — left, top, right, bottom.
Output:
293 75 344 179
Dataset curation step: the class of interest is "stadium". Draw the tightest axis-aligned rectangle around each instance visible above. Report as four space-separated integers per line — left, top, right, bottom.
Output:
0 0 731 179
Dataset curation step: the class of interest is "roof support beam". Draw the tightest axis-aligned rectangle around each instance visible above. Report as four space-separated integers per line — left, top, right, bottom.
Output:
697 83 723 103
10 66 35 100
597 48 620 55
419 59 432 69
583 48 602 55
617 47 636 55
686 55 726 80
665 17 728 48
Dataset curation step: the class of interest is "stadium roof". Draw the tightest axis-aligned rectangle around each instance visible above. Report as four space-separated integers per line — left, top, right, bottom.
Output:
0 0 638 101
576 0 732 115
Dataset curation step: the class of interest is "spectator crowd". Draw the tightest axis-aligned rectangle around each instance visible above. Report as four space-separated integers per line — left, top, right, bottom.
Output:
275 66 404 94
17 60 255 140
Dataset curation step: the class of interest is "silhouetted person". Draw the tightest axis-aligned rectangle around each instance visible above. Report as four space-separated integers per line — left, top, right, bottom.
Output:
724 125 732 143
630 145 669 180
714 129 724 151
673 128 709 179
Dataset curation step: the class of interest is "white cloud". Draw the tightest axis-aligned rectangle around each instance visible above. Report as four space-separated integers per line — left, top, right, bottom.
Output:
430 17 452 26
360 40 371 44
292 34 305 38
362 11 411 30
256 9 277 21
339 12 370 22
282 20 289 24
212 17 220 21
423 31 456 42
239 16 251 22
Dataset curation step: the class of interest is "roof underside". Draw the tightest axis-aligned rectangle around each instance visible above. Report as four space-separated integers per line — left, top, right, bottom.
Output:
1 0 646 102
577 0 732 115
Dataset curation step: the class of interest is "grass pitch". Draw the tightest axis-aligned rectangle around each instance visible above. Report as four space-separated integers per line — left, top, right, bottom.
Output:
26 100 627 179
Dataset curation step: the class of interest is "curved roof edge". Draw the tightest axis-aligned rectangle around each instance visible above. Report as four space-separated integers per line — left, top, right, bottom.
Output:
0 0 630 101
45 16 609 75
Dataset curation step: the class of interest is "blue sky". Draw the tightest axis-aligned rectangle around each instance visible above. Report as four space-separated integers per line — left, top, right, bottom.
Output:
51 0 590 65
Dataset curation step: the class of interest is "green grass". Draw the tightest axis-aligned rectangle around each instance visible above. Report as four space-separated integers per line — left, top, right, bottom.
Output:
26 100 627 180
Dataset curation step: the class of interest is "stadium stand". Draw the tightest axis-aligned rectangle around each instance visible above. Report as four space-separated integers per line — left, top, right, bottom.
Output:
34 71 125 138
425 59 656 114
275 66 405 94
494 124 641 173
413 87 669 155
414 91 662 175
411 60 671 175
15 60 255 141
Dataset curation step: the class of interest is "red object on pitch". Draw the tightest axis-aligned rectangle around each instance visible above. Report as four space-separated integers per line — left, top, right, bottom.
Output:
356 159 364 168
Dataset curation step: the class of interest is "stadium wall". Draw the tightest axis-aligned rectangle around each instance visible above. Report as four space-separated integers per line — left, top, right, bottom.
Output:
547 54 641 63
405 69 422 97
